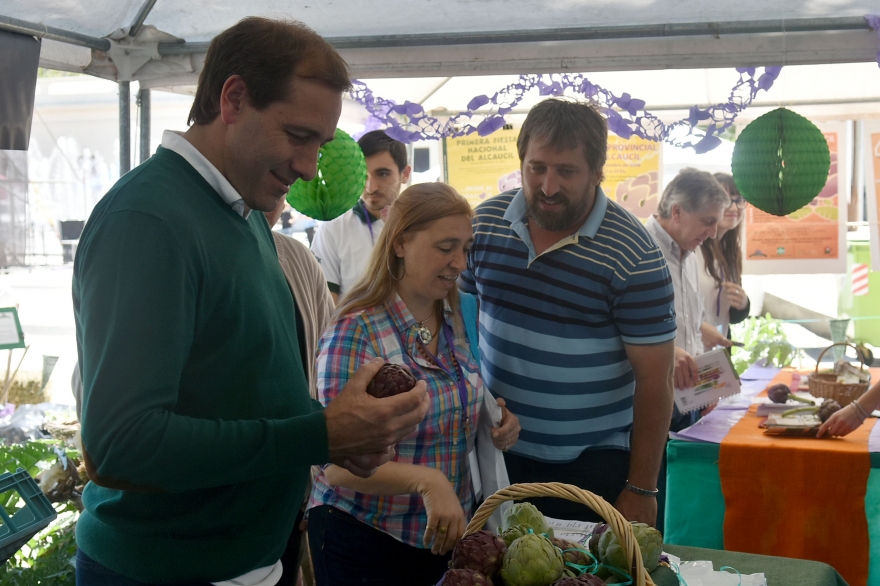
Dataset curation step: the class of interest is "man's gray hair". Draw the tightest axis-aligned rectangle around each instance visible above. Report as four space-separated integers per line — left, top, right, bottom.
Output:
656 168 730 219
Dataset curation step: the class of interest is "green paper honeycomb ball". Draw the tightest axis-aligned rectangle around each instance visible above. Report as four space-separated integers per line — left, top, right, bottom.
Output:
731 108 830 217
287 128 367 221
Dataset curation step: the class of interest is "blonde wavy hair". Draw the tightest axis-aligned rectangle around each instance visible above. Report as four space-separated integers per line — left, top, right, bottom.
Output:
336 182 473 339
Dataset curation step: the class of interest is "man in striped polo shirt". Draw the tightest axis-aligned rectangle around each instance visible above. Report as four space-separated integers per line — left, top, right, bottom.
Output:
459 99 676 527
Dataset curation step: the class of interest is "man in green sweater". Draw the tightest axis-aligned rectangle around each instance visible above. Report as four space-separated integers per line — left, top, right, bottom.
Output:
73 18 429 586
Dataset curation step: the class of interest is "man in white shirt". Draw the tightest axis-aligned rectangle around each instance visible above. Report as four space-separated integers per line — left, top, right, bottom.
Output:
310 130 411 302
644 168 731 430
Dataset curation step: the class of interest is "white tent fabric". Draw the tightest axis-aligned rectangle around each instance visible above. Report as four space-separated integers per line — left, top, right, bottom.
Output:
3 0 877 41
2 0 878 87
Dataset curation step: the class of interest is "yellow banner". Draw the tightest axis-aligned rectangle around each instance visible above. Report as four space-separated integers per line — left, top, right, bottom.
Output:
444 130 661 215
444 128 521 208
603 135 661 221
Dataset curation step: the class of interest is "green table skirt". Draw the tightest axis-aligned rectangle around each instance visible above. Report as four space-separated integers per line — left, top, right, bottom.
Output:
664 440 880 584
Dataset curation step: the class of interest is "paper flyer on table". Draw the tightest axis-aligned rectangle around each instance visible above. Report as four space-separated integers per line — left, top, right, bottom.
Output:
674 348 741 413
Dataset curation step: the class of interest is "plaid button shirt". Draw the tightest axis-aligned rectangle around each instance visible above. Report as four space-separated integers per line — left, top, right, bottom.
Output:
308 295 483 548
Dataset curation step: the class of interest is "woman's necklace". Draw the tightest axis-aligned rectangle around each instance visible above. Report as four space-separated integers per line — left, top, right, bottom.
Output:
413 307 435 344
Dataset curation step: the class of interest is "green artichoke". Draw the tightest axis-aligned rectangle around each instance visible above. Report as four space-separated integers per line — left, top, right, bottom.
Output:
499 534 564 586
451 530 507 579
502 502 554 538
286 128 366 221
438 568 494 586
499 524 532 547
597 522 663 573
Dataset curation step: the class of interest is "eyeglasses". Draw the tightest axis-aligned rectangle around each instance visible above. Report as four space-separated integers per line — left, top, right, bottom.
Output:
729 197 747 209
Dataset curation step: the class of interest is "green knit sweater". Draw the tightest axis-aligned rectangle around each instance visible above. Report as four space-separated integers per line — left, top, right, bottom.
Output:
73 147 328 583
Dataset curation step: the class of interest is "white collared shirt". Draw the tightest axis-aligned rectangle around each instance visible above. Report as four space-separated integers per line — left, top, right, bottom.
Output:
160 130 250 219
645 215 705 357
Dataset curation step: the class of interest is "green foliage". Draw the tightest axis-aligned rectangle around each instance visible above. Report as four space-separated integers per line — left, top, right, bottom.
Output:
730 313 796 375
1 441 80 585
2 514 78 586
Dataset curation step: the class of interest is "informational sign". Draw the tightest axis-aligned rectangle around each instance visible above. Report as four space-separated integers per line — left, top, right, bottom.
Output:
444 128 521 208
0 307 25 349
603 135 662 221
743 122 848 274
866 123 880 271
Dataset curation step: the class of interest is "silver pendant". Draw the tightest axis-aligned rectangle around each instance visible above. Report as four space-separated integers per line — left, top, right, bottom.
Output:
417 325 433 344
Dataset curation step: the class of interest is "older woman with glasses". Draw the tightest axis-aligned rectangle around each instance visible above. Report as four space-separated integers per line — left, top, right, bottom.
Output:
697 173 750 347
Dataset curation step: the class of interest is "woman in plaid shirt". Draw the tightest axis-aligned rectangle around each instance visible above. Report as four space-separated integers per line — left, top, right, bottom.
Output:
308 183 520 585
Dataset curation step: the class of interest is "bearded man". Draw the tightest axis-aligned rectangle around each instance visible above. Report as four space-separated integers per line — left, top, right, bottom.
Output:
459 98 676 528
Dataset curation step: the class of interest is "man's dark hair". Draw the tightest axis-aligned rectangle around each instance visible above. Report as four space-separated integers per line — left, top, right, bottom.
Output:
357 130 408 172
517 98 608 177
188 17 352 126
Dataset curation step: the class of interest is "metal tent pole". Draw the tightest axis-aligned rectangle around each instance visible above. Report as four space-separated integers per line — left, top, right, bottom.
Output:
137 88 151 164
119 82 131 176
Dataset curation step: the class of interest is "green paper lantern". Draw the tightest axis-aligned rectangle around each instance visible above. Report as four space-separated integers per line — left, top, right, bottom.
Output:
731 108 830 217
286 128 366 221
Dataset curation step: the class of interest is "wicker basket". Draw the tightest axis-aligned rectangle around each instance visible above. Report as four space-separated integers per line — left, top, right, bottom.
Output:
808 342 870 406
463 482 655 586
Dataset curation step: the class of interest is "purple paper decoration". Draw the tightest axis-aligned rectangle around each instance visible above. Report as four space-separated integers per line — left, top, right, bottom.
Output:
348 66 783 153
867 14 880 68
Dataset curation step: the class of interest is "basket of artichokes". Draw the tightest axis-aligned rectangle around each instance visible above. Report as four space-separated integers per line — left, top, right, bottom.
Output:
458 482 657 586
809 342 870 406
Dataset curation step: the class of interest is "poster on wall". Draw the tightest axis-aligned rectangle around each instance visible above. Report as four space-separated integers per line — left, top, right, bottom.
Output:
743 122 848 275
444 128 521 209
603 135 662 221
443 129 662 214
866 123 880 271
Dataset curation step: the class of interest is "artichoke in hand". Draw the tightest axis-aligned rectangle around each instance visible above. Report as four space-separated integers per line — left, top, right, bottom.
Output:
782 399 842 422
767 383 814 405
366 363 417 398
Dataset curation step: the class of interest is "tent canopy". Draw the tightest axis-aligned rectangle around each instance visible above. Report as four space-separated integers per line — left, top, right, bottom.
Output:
1 0 877 88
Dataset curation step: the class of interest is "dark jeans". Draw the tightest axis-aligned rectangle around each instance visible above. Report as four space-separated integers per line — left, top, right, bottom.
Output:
75 550 214 586
308 505 451 586
503 448 632 523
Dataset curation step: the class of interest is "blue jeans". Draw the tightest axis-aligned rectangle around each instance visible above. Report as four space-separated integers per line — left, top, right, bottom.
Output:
75 550 214 586
308 505 451 586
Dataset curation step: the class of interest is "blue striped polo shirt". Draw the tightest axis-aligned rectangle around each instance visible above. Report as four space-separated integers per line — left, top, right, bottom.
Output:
459 187 676 463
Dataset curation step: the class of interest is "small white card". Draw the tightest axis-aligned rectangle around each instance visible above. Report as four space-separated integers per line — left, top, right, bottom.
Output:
674 348 741 413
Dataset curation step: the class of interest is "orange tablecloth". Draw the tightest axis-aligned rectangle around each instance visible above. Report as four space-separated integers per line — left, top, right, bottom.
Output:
719 368 877 586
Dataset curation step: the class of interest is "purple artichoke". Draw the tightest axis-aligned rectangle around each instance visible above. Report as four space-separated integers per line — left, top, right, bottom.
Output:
782 399 842 423
767 383 814 405
818 399 842 422
550 537 591 570
551 575 605 586
366 363 417 398
438 568 494 586
587 523 608 559
451 530 507 578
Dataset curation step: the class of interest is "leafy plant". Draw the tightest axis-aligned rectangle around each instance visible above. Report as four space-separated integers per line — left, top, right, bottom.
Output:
729 313 796 375
1 440 81 586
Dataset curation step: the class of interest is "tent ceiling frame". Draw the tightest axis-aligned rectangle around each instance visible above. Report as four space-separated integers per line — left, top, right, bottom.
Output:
0 14 871 56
